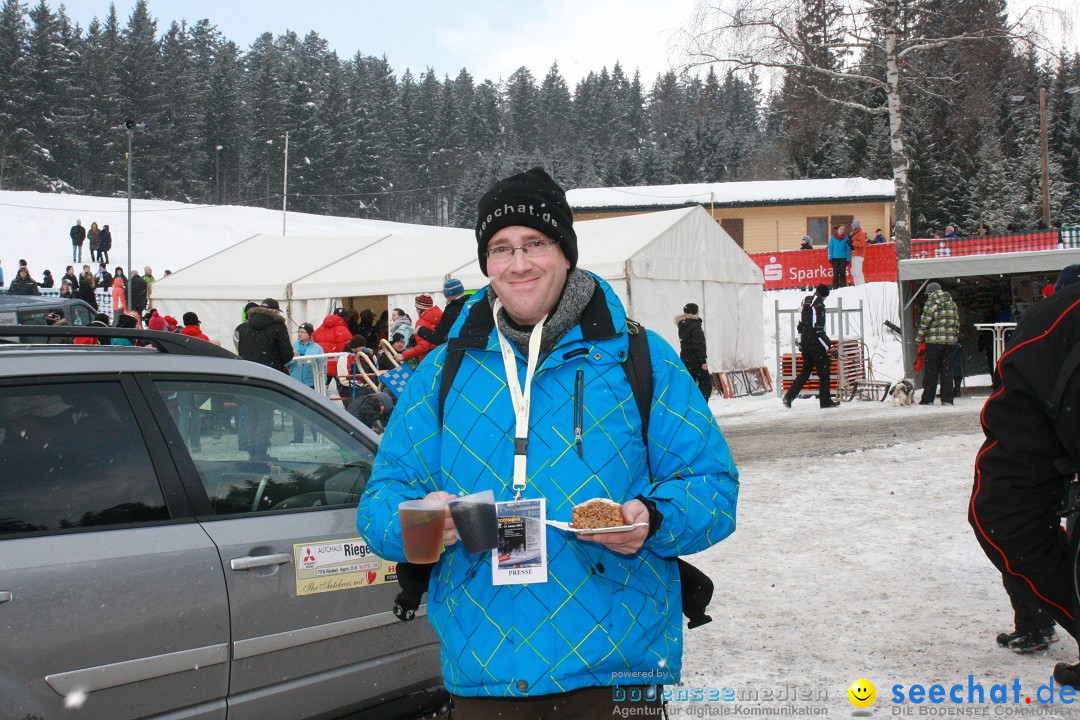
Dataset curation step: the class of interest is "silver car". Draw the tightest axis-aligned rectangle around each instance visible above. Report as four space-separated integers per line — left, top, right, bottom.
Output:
0 326 444 720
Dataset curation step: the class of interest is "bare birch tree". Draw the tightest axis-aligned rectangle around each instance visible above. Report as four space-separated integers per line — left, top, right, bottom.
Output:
676 0 1045 262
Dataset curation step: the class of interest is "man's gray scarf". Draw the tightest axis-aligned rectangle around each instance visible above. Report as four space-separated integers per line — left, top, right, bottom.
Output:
490 269 596 356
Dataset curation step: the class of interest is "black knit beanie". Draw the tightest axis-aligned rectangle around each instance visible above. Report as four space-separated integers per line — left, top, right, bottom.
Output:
475 167 576 275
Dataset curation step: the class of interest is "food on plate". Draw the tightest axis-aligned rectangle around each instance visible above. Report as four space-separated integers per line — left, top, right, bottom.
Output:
570 498 625 530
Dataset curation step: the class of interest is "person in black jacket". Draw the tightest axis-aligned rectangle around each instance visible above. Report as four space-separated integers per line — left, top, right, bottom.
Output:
783 284 840 409
969 269 1080 687
419 277 469 348
99 225 112 264
69 220 85 263
236 297 294 459
129 272 148 314
62 265 79 291
8 267 40 295
675 302 712 400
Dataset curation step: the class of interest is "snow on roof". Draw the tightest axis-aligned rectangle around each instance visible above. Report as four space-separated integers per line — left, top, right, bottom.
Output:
567 177 894 209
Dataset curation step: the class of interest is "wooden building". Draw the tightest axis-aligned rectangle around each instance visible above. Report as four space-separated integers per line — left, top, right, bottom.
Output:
568 178 895 254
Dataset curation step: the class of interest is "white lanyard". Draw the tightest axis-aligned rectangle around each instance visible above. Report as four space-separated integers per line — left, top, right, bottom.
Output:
492 299 547 500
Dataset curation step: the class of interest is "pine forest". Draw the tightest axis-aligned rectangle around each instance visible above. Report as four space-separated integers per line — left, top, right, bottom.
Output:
1 0 1079 237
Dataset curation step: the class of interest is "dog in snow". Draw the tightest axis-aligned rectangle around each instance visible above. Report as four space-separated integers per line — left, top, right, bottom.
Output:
889 379 915 406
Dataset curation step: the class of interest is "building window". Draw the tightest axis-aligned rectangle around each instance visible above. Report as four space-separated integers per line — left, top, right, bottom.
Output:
807 217 828 246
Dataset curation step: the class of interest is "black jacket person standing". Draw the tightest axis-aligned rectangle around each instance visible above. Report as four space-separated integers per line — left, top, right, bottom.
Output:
783 284 839 409
676 303 712 399
235 298 294 459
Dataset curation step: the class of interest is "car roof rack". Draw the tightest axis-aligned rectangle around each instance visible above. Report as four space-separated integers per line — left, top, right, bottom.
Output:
0 326 238 359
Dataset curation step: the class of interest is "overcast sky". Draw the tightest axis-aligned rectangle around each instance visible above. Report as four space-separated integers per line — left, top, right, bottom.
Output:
55 0 1078 88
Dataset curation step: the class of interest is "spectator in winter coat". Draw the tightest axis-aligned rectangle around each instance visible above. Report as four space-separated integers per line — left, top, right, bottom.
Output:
60 278 74 298
288 323 320 442
129 272 149 314
422 278 469 348
827 225 850 288
236 298 293 460
99 225 112 263
968 272 1080 685
347 391 394 434
76 271 97 310
944 225 960 240
356 166 738 711
849 220 868 285
88 222 101 263
147 309 166 331
40 269 54 289
676 302 712 400
163 315 179 333
356 309 379 348
287 323 319 390
799 235 814 250
62 265 79 291
95 263 112 289
915 282 959 405
870 228 887 244
378 333 408 371
236 298 293 372
8 267 40 295
70 220 85 263
313 312 354 385
143 267 155 305
110 313 138 346
111 269 127 314
388 308 414 346
783 284 839 409
180 312 211 342
400 294 442 364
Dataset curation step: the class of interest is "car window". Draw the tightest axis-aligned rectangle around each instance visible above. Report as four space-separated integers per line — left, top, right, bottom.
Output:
0 382 168 536
68 304 92 326
154 381 374 516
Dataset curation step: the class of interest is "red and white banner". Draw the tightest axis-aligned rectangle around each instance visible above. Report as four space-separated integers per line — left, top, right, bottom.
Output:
749 244 898 290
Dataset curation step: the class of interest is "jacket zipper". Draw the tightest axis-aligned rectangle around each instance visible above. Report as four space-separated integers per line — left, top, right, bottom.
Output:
574 369 584 457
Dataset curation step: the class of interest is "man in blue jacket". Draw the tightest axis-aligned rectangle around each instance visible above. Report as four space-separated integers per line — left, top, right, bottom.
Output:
356 167 739 718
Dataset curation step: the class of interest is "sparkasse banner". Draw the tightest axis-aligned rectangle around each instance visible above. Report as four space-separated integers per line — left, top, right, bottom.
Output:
749 244 898 290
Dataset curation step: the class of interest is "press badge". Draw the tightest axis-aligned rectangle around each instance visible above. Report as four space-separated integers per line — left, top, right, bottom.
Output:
491 498 548 585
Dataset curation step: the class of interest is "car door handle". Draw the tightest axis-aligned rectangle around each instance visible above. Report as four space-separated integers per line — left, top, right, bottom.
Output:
0 591 11 604
230 553 292 571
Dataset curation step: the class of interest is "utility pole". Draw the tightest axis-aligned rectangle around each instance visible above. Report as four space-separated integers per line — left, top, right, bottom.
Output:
282 130 289 236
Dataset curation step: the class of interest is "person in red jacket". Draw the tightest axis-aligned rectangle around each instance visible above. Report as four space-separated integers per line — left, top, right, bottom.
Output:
313 311 354 391
180 312 211 342
401 294 442 364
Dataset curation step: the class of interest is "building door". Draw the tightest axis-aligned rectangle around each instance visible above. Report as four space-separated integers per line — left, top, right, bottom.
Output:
720 218 744 248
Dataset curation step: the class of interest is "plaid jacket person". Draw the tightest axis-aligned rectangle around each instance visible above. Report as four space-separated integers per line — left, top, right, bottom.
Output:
916 289 960 345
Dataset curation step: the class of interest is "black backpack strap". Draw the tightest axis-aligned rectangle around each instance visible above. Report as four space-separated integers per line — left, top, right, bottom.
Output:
437 299 495 424
624 319 653 450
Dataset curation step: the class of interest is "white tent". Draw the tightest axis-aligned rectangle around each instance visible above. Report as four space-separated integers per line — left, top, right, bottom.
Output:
151 207 764 371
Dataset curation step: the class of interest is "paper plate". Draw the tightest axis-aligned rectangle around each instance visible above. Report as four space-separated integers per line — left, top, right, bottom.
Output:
546 520 648 535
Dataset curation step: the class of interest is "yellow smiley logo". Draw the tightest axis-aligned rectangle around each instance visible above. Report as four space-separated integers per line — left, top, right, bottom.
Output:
847 678 876 708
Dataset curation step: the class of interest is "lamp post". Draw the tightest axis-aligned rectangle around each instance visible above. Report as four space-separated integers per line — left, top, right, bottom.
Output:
124 119 147 311
215 144 223 204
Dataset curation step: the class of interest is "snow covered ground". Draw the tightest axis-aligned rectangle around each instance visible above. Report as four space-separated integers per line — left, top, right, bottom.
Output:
9 191 1065 718
674 393 1077 718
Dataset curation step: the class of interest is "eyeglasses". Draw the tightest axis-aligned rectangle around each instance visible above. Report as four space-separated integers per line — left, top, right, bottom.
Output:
485 238 557 262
